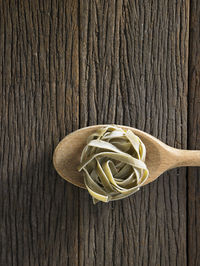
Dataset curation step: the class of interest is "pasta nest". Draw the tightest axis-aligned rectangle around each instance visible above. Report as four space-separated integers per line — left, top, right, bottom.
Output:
78 125 149 203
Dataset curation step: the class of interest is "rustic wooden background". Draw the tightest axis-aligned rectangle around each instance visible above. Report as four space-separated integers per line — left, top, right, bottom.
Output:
0 0 199 265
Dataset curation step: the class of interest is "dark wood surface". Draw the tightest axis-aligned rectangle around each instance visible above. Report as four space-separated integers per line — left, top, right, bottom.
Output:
188 0 200 265
0 0 199 265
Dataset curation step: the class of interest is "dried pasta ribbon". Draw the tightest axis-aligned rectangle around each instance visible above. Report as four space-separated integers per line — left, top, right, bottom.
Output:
78 125 149 204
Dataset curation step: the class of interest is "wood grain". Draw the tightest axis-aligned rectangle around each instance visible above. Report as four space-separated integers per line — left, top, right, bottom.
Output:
0 0 196 265
188 0 200 265
79 0 188 266
0 0 79 265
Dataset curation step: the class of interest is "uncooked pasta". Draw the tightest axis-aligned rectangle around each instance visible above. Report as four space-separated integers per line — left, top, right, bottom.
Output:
78 125 149 203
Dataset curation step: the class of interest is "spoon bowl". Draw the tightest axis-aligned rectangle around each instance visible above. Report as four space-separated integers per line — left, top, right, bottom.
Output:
53 125 200 188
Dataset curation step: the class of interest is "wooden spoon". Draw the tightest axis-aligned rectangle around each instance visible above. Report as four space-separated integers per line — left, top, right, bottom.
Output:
53 125 200 189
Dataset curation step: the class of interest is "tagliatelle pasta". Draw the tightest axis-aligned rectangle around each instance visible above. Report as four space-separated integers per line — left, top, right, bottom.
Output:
78 125 149 204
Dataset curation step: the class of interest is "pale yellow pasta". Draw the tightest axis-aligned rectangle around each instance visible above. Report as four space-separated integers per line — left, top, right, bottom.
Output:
78 125 149 204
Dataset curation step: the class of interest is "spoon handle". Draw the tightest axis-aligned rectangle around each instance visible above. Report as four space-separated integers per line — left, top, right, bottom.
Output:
173 149 200 167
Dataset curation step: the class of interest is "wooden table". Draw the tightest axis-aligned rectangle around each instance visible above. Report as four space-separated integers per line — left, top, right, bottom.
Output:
1 1 199 265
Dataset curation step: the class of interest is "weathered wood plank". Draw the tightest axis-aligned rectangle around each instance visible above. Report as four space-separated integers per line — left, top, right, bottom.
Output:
188 0 200 265
79 0 188 265
0 0 192 265
0 0 79 265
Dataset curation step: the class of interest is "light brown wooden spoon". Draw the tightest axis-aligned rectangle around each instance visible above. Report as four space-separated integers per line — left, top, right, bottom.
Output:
53 125 200 189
